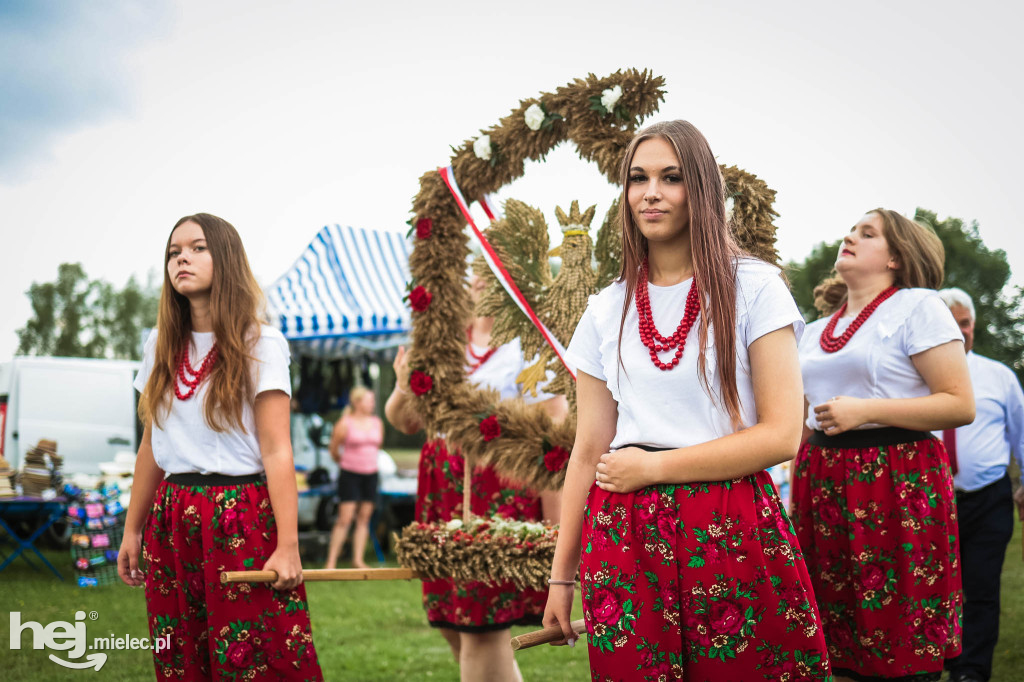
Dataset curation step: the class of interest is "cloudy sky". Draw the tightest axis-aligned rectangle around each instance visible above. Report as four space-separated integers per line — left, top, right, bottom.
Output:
2 0 1021 359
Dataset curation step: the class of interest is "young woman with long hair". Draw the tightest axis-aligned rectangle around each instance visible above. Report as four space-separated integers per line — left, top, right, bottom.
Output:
791 210 974 681
118 213 322 680
543 120 832 680
324 385 383 569
385 272 567 682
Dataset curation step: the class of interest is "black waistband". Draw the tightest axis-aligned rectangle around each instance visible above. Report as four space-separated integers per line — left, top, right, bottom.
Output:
808 427 935 449
165 472 265 487
623 444 671 453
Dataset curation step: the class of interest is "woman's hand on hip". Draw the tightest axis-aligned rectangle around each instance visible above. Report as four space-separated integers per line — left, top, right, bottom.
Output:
596 446 654 493
813 396 868 435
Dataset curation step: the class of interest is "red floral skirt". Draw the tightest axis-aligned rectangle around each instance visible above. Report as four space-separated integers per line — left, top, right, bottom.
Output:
581 470 832 681
791 430 962 681
143 479 323 681
414 438 547 631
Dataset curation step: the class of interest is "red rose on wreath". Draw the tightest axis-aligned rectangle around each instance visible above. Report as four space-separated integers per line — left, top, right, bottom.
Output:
479 415 501 441
543 446 570 472
409 371 433 396
415 218 432 239
408 286 432 312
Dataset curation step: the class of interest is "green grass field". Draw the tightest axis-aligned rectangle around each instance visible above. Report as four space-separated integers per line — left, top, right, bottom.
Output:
1 517 1022 681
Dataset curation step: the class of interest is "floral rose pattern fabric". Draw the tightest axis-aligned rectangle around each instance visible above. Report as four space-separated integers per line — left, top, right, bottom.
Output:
792 437 962 680
415 439 547 631
143 480 323 681
581 471 832 681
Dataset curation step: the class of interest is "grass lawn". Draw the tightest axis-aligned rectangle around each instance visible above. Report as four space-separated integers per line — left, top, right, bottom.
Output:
2 518 1021 680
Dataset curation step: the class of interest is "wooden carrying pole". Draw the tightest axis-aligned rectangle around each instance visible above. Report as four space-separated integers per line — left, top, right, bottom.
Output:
510 619 586 650
221 568 424 584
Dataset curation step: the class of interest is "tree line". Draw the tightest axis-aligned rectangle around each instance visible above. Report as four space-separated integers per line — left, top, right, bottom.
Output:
15 208 1024 382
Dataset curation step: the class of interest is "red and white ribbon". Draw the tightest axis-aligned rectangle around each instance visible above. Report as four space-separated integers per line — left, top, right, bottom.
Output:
479 193 502 222
437 165 575 380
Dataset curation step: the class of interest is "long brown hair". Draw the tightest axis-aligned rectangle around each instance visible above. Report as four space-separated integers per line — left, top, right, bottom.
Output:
141 213 266 432
813 208 945 314
616 120 746 426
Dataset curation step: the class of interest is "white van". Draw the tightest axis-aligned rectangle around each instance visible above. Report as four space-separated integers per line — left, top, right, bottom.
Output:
0 356 140 475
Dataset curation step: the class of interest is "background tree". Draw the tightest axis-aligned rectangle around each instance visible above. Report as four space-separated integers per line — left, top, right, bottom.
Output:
16 263 159 360
785 208 1024 382
785 238 842 318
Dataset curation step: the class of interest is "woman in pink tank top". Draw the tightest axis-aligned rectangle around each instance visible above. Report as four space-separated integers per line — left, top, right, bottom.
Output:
325 386 384 569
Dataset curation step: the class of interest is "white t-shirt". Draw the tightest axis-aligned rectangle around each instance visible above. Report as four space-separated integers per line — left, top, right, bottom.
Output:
799 288 962 430
134 325 293 475
470 337 555 405
566 258 804 450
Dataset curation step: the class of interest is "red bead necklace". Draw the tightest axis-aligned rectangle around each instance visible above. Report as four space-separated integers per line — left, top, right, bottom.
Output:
174 343 219 400
465 328 497 375
819 286 899 353
635 258 701 371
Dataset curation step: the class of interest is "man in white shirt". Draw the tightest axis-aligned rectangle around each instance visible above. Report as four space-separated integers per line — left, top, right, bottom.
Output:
938 288 1024 682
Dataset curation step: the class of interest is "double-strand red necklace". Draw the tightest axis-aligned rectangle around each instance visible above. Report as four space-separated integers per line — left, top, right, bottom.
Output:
174 343 219 400
635 258 701 371
465 328 496 375
819 285 899 353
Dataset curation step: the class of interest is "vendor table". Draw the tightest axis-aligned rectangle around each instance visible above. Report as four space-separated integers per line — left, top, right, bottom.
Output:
0 497 67 580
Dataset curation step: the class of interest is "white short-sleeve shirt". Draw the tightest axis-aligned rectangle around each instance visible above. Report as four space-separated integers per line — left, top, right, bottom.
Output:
799 288 963 430
134 325 292 475
566 258 804 450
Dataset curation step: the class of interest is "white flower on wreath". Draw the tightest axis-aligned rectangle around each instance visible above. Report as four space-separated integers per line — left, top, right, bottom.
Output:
725 196 735 221
445 519 463 531
473 134 492 161
524 103 545 131
600 84 622 111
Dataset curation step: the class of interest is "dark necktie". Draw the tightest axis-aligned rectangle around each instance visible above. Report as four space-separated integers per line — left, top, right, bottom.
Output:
942 429 959 475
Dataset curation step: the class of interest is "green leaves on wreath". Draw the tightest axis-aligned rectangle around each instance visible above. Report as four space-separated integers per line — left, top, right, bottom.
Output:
539 101 563 130
588 95 631 124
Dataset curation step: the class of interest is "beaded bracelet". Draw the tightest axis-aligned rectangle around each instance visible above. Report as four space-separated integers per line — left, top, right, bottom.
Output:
547 578 576 586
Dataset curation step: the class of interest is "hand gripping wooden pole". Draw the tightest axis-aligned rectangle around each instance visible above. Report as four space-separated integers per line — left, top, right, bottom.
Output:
221 568 424 584
509 619 586 650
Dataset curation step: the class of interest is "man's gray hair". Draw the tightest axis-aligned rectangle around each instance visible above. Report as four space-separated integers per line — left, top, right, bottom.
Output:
938 287 975 319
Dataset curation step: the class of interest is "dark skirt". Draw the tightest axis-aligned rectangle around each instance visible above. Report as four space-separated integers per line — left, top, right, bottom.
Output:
143 478 323 681
791 428 962 681
414 438 546 632
581 469 833 681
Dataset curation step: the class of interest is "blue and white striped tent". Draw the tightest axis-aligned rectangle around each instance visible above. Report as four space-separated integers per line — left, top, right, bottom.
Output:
267 224 412 358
